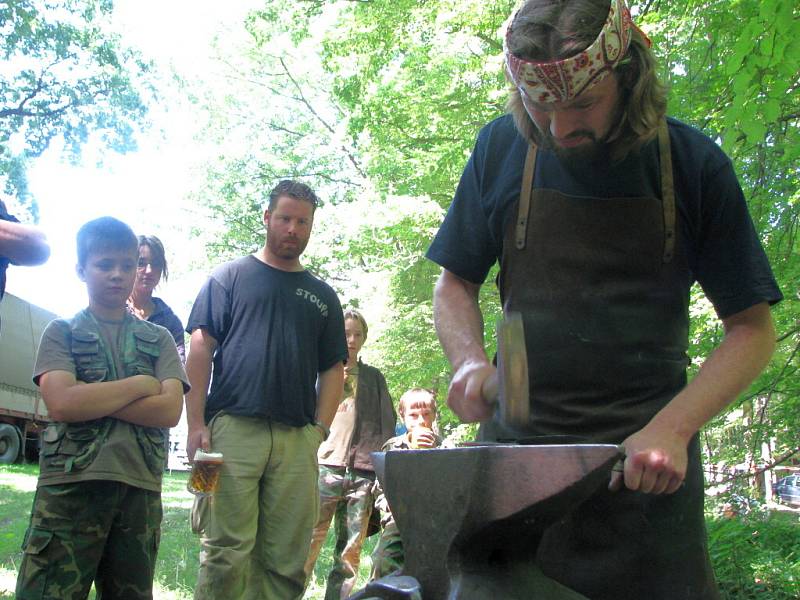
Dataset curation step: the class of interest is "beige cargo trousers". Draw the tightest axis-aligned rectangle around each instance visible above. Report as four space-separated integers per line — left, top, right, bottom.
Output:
193 413 323 600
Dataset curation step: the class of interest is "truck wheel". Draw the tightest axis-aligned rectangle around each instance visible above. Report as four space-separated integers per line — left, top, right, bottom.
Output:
24 429 41 463
0 423 22 464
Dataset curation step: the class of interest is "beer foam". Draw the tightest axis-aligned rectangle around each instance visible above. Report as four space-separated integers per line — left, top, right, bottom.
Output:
194 450 223 461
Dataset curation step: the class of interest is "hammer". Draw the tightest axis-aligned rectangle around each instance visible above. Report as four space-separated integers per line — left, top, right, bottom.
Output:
480 312 530 430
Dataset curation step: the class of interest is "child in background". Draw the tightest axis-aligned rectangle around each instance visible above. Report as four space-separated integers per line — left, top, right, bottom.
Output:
15 217 188 599
370 388 442 580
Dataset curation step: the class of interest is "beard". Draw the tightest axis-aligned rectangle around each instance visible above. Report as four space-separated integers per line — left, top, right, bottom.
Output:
514 90 623 165
536 128 610 164
266 230 308 260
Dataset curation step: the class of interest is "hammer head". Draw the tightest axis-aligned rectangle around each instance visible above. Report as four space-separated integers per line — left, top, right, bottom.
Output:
495 311 530 429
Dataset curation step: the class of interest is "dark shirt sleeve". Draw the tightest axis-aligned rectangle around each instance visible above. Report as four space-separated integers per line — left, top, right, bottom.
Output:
317 289 347 372
0 200 21 296
186 275 231 344
694 161 783 319
173 329 186 363
426 131 501 285
0 200 20 227
164 312 186 363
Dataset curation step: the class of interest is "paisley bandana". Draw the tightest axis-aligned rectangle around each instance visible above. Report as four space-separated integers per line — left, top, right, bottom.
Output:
505 0 634 103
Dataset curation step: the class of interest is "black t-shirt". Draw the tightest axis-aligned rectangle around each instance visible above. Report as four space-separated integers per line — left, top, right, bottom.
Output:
0 199 20 299
426 115 782 319
187 255 347 426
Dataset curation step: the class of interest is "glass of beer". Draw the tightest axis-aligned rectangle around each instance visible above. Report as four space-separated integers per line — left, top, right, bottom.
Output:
410 426 433 449
187 450 224 497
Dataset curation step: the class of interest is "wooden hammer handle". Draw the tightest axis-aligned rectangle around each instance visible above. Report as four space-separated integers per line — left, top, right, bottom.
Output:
481 371 499 404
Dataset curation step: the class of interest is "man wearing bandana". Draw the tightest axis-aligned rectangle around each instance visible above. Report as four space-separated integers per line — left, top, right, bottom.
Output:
426 1 782 598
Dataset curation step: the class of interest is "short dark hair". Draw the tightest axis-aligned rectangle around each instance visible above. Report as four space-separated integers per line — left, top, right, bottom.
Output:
76 217 138 267
267 180 319 212
138 234 169 281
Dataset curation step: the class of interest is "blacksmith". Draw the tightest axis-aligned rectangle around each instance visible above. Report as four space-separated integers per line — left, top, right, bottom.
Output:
426 0 782 598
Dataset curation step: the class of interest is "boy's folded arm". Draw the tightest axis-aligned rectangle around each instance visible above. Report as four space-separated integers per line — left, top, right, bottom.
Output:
40 370 161 422
110 378 184 427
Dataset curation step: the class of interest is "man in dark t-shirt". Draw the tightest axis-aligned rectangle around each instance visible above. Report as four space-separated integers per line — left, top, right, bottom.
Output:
426 1 781 599
185 180 347 600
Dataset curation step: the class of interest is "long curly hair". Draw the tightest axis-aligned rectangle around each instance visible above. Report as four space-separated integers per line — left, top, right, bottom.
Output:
506 0 667 161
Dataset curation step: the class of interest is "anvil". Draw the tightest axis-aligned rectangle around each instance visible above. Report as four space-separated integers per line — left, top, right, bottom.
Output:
357 443 622 600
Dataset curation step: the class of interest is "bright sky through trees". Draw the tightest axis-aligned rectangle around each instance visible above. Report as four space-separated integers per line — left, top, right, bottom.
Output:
5 0 263 321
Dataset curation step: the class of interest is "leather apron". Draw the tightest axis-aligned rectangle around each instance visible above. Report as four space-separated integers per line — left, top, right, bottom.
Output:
488 122 720 600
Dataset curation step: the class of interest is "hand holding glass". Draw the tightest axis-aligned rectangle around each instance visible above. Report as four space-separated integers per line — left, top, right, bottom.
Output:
187 450 224 497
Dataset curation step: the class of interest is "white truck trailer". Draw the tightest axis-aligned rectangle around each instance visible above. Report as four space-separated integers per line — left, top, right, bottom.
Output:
0 293 56 463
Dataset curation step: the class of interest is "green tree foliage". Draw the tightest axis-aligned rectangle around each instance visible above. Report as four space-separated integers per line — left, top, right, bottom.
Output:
652 0 800 482
0 0 153 218
185 0 371 265
707 512 800 599
320 0 514 206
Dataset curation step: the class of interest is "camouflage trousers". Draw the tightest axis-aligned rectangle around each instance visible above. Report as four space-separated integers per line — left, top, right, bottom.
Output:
370 516 404 581
16 480 162 600
305 465 375 600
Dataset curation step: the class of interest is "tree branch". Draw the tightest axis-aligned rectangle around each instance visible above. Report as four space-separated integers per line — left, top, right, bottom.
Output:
278 56 367 180
712 446 800 485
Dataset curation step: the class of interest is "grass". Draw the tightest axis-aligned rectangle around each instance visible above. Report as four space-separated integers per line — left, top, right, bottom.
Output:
304 529 377 600
0 464 376 599
3 465 797 599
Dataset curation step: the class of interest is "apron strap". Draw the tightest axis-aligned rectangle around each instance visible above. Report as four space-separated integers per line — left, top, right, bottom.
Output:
658 120 676 263
515 143 537 250
516 128 675 261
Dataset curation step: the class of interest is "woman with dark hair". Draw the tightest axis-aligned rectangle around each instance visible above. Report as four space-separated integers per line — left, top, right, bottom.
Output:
128 235 185 362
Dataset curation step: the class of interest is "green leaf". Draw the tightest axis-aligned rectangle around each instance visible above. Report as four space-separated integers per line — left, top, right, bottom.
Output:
758 0 779 21
762 99 781 123
740 119 767 144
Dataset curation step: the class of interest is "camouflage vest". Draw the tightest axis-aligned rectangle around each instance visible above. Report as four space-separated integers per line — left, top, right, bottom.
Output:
40 310 167 476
